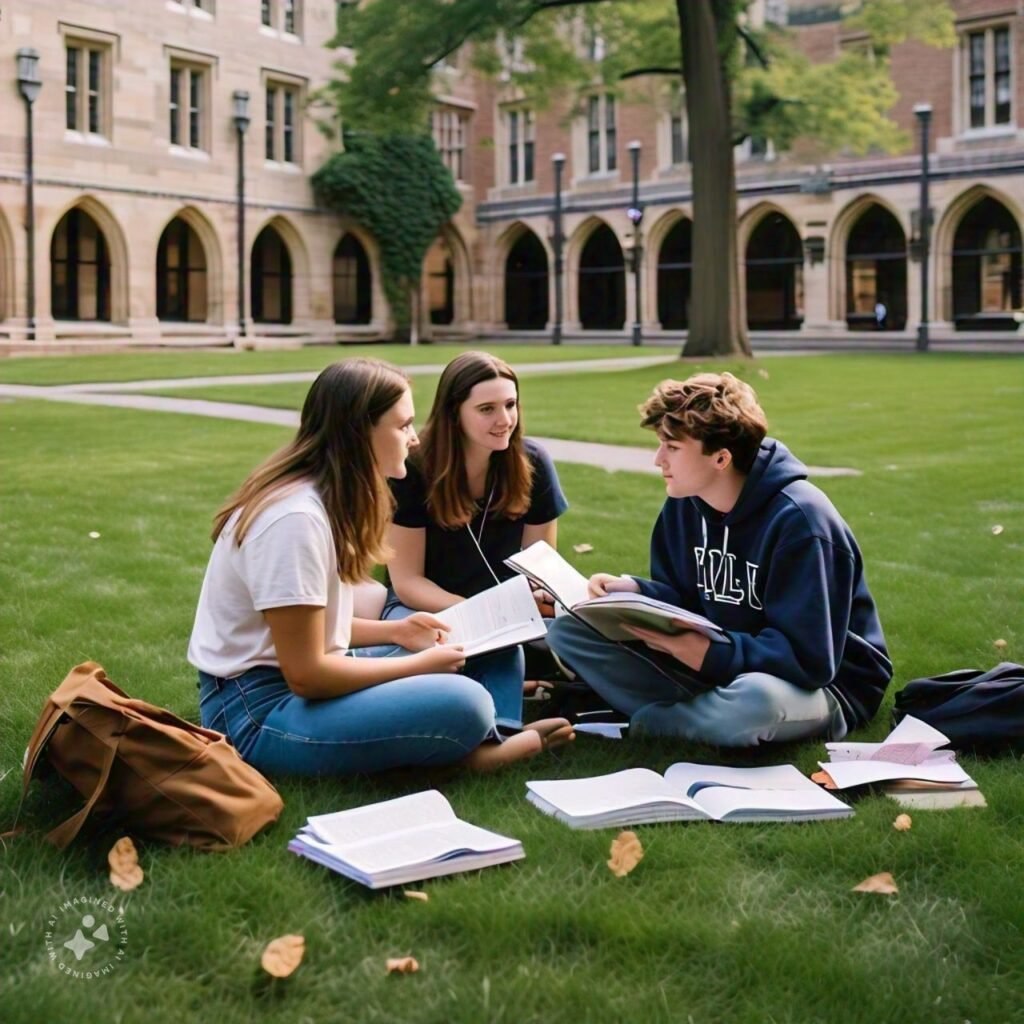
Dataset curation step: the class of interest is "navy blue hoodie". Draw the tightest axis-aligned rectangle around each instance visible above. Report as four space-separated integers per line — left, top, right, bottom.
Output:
634 438 892 730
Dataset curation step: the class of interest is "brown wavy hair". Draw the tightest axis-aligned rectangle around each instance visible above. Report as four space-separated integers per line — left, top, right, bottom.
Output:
416 351 533 529
638 371 768 474
212 358 411 582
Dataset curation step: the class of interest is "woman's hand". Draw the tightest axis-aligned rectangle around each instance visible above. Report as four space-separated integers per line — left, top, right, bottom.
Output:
391 612 451 652
410 644 467 675
587 573 642 599
624 623 711 672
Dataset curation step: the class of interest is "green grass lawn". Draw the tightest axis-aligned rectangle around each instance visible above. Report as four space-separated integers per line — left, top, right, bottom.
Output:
1 354 1022 1024
0 341 655 387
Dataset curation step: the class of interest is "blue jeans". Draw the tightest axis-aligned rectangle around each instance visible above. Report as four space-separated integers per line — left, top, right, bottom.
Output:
381 590 525 730
546 616 848 747
198 663 501 777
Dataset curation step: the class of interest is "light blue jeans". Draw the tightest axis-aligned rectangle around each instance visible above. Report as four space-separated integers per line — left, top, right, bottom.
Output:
546 616 848 747
198 663 502 777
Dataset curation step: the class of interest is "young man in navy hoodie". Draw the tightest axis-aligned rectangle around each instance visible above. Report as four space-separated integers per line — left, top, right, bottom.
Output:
546 372 892 746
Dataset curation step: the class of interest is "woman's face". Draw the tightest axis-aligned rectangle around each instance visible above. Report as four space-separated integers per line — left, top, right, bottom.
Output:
369 388 418 478
457 377 519 457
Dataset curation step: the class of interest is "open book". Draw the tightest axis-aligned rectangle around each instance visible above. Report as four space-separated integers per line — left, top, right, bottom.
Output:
526 762 853 829
816 716 984 809
435 575 547 657
288 790 525 889
505 540 727 643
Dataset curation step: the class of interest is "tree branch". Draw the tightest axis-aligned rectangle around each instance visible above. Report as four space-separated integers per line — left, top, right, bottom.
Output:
620 66 683 80
737 24 770 69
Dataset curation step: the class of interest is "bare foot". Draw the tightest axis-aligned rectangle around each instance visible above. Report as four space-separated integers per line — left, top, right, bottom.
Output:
463 718 575 773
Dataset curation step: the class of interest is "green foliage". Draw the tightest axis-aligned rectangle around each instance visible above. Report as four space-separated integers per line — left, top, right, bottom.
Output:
326 0 954 159
311 133 462 331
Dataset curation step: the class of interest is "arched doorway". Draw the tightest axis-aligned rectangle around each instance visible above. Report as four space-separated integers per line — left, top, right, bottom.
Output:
425 236 455 325
156 217 208 322
51 207 111 320
504 230 549 329
952 196 1022 330
745 212 803 329
578 224 625 330
657 218 692 329
333 234 371 324
845 204 906 330
251 225 292 324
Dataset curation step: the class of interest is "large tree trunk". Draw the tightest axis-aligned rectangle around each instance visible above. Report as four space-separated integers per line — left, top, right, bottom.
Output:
677 0 751 357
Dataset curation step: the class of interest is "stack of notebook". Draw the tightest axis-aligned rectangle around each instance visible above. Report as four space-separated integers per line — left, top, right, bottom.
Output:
288 790 525 888
815 716 986 810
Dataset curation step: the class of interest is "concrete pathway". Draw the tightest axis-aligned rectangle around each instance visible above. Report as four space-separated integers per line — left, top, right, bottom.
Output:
0 354 863 479
53 354 680 393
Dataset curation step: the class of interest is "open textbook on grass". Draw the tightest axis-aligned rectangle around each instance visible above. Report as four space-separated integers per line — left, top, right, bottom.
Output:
434 575 547 657
526 763 853 829
288 790 525 889
504 541 727 643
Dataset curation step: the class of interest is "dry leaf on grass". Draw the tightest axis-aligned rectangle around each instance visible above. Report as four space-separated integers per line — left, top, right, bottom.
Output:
757 368 770 379
88 531 101 540
892 814 913 832
992 524 1004 535
386 956 420 974
852 871 899 894
108 837 144 891
403 890 429 902
261 934 305 977
994 639 1008 650
607 830 644 878
810 769 837 789
573 543 594 554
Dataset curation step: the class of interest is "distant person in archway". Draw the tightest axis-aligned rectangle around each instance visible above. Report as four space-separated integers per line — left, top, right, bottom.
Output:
874 298 888 330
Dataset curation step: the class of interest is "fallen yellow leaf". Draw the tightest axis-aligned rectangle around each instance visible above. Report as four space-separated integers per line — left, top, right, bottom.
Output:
992 525 1004 535
994 639 1008 650
757 368 770 379
386 956 420 974
607 830 644 878
573 543 594 554
892 814 912 832
108 837 144 892
261 934 305 977
403 890 429 902
852 871 898 894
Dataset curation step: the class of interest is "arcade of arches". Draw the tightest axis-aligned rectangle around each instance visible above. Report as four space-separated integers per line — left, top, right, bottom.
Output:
21 193 1023 334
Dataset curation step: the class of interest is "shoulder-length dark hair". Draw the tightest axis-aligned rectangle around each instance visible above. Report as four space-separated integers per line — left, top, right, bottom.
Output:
212 358 411 583
417 351 533 529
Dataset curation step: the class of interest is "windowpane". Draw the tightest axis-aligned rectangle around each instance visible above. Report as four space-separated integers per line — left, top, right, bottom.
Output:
283 89 294 162
170 67 181 145
994 27 1012 124
587 96 600 173
605 96 616 172
523 111 534 182
66 47 79 130
284 0 296 34
509 110 518 184
266 86 277 159
87 50 101 133
671 112 686 164
261 0 271 26
189 70 201 148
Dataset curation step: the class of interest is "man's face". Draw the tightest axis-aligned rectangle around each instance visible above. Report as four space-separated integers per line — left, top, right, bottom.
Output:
653 431 723 500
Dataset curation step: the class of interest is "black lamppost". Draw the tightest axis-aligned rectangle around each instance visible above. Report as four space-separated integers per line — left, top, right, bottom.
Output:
627 140 644 347
17 49 41 343
551 151 566 346
913 102 932 352
232 90 250 339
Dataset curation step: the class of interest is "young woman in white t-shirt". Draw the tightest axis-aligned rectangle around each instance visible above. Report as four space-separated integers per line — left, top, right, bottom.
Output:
188 358 573 776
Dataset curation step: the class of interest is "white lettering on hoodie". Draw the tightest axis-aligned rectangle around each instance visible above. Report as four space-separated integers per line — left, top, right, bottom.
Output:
695 520 763 611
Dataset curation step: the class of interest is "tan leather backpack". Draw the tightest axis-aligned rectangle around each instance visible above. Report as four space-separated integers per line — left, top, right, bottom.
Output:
20 662 283 851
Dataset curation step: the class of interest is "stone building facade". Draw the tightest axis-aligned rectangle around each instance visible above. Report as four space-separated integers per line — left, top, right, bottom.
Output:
1 0 1022 348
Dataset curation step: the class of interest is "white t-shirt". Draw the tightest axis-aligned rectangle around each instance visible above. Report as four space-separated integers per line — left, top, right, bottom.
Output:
187 483 354 678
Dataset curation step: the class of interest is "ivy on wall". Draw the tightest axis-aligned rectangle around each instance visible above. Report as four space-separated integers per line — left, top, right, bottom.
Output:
312 133 462 340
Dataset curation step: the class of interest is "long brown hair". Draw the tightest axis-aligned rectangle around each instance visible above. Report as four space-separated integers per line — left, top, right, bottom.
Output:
417 351 533 529
212 358 411 582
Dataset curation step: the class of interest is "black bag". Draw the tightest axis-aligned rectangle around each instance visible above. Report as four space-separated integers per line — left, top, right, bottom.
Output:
893 662 1024 751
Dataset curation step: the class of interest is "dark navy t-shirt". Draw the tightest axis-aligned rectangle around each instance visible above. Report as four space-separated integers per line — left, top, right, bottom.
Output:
389 437 569 598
